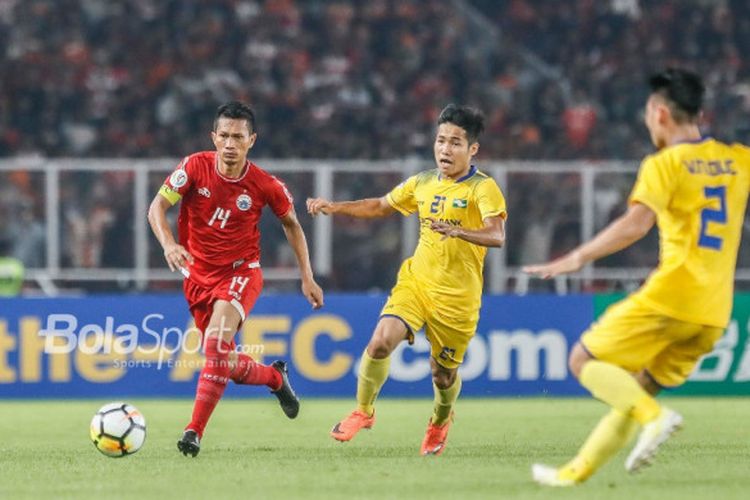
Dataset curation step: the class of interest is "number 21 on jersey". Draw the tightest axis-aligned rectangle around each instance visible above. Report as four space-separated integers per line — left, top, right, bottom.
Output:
208 207 231 228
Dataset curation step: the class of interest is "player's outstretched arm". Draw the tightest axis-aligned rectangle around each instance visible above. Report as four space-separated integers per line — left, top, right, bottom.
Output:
523 202 656 279
306 196 396 219
430 215 505 247
147 194 194 272
279 207 324 309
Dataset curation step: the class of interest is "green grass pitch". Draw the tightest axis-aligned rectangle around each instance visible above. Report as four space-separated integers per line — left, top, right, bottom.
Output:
0 398 748 499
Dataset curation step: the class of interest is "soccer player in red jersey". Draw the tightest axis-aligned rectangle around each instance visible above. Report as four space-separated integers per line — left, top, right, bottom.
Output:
148 101 324 457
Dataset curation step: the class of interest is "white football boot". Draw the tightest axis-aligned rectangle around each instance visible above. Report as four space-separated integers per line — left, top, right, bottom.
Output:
625 407 683 473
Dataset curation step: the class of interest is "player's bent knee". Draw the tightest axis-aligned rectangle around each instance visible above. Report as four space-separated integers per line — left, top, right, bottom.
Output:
366 317 409 358
568 342 592 379
432 374 453 390
634 370 662 396
206 300 243 341
366 339 392 359
430 366 457 390
568 358 583 379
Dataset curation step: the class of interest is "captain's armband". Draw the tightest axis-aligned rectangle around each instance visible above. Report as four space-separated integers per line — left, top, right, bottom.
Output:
159 184 182 205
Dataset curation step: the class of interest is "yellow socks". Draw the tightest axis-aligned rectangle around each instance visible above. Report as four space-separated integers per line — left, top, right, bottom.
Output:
558 409 639 482
355 350 390 416
554 360 660 482
431 375 462 425
579 360 661 424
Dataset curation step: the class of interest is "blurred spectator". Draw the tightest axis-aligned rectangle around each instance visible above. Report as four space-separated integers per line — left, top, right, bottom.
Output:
11 201 46 268
0 238 24 296
0 171 46 268
59 171 132 268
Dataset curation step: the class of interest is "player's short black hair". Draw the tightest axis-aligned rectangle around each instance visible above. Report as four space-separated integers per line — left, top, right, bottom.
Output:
648 68 705 123
214 101 257 134
437 104 485 144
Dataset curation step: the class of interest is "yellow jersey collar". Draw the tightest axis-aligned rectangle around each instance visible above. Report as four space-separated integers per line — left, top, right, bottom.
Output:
438 165 477 183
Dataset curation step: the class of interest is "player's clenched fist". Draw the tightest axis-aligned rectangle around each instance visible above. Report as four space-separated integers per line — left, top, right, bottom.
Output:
306 197 333 216
163 242 194 272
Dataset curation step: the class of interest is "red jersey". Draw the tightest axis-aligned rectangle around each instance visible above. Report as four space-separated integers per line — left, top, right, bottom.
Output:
159 151 292 287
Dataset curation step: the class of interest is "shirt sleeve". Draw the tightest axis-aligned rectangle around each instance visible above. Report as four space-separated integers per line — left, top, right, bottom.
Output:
158 156 194 205
267 175 294 218
475 178 507 220
629 155 676 213
386 175 418 215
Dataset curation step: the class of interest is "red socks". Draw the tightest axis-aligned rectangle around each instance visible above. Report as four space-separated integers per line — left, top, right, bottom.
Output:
186 343 283 438
230 353 282 391
186 337 232 437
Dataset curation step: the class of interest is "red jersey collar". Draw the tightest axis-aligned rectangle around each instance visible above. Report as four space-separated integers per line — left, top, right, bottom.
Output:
214 153 251 182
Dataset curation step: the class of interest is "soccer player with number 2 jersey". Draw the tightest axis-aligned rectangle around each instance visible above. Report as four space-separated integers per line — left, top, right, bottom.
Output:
525 69 750 485
148 101 324 457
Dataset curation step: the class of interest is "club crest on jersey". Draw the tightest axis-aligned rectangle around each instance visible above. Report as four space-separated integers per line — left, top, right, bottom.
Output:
198 187 211 198
170 169 188 188
236 194 252 211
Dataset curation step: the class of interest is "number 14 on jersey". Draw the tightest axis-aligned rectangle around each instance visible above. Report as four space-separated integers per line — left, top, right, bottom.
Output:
208 207 231 228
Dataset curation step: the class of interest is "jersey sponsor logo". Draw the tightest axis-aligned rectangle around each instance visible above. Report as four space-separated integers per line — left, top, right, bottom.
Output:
170 169 188 188
452 199 468 208
236 194 252 211
198 187 211 198
420 217 462 227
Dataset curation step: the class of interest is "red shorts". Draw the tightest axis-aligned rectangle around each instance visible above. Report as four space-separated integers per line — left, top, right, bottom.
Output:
183 266 263 337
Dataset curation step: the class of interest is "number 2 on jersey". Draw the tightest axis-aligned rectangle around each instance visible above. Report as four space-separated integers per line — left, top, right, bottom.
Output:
698 185 727 250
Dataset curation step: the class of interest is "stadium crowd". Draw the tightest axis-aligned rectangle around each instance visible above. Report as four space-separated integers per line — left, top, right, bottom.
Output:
2 0 748 160
1 0 748 289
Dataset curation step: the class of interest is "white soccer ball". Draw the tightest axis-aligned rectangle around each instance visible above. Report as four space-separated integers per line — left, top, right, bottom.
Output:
90 402 147 457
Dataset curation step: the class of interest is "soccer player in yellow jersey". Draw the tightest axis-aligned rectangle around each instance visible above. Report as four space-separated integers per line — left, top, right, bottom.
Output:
307 104 507 455
525 68 750 486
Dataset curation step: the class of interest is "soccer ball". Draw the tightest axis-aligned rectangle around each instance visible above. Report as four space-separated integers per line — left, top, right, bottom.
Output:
89 402 147 457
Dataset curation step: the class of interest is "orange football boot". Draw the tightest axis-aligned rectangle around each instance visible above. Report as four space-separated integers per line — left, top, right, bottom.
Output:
330 409 375 442
421 413 454 456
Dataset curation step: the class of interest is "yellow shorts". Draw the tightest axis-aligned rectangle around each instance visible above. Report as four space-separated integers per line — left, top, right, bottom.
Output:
381 270 476 370
581 297 724 387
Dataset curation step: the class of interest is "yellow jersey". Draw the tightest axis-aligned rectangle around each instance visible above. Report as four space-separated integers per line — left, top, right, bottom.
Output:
629 138 750 327
386 166 507 314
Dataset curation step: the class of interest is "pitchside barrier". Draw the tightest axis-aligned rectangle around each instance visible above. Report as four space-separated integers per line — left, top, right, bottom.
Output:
0 294 748 398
